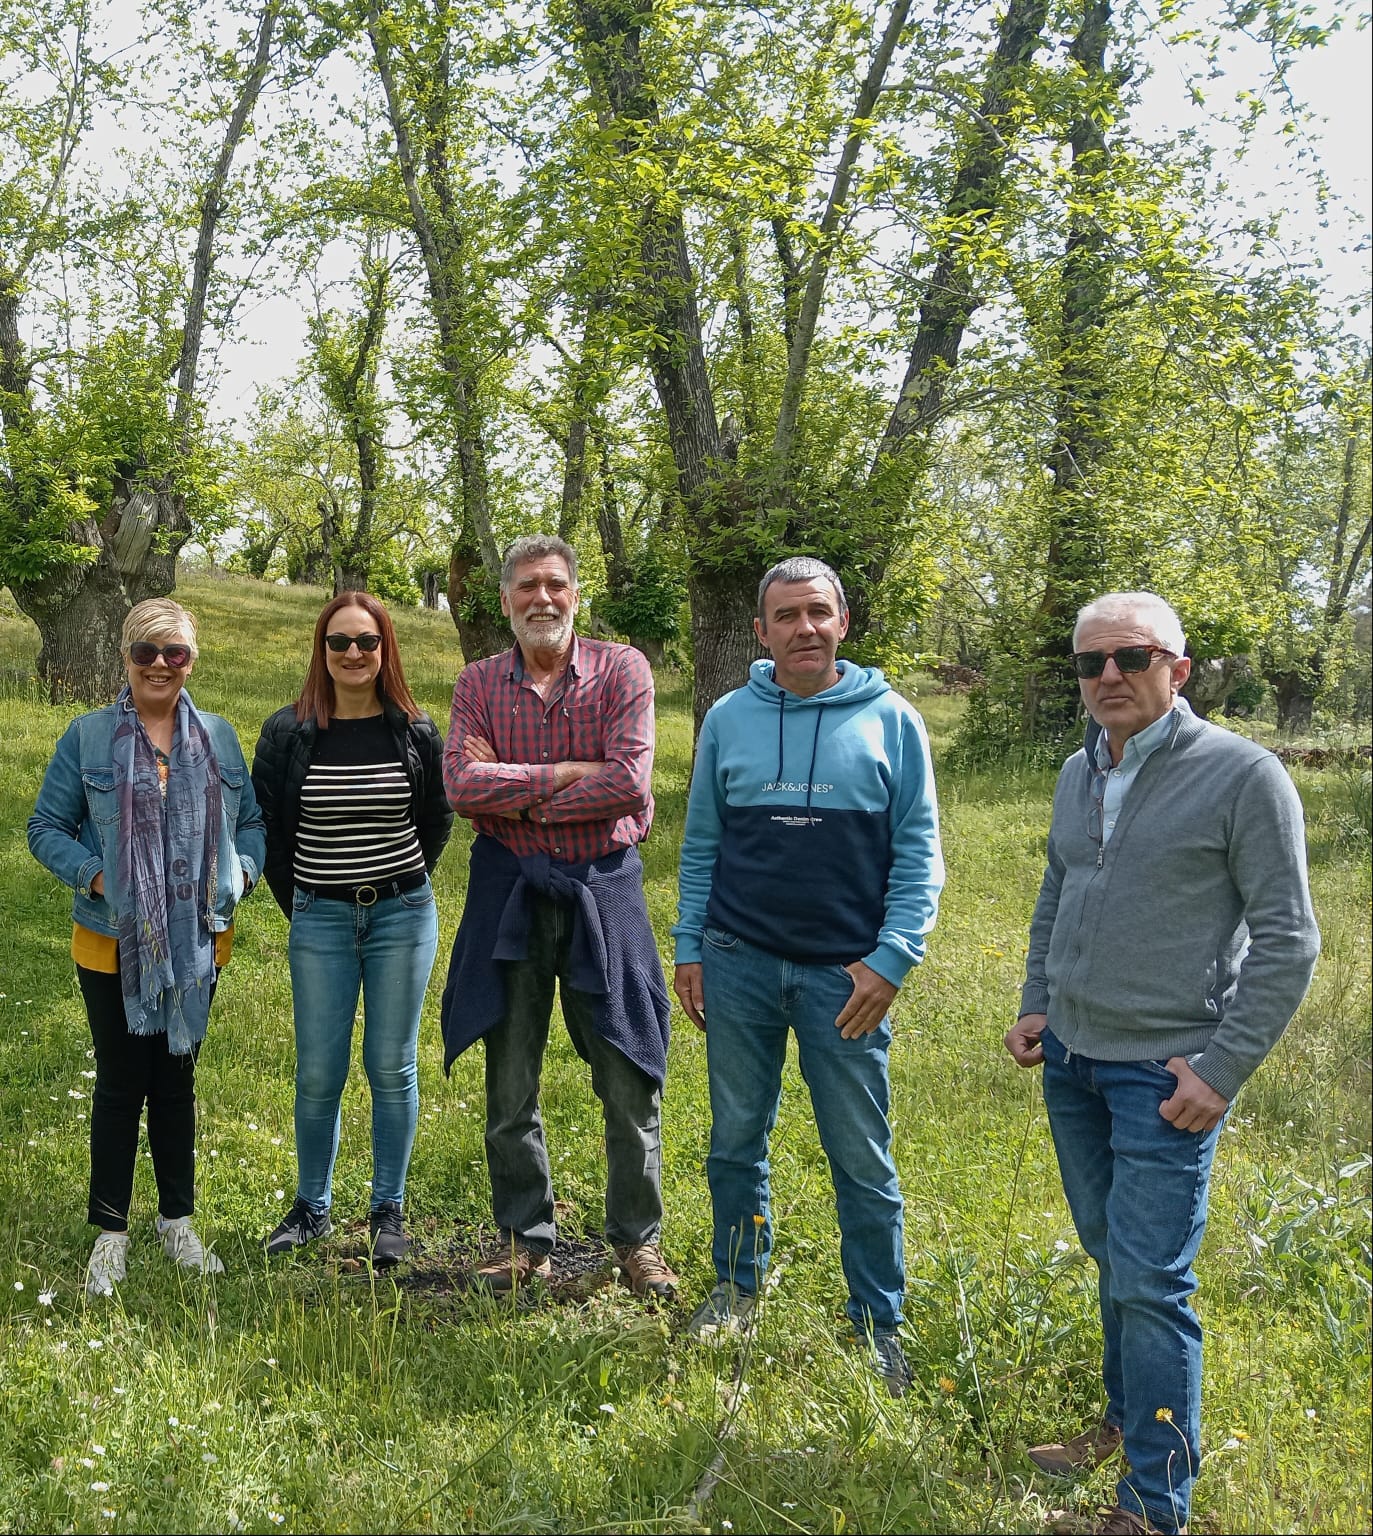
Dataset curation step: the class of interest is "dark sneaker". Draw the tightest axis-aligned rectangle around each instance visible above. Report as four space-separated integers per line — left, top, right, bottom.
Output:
472 1241 552 1292
1028 1419 1124 1477
264 1198 333 1256
613 1242 679 1300
685 1281 756 1338
369 1202 409 1269
866 1331 913 1398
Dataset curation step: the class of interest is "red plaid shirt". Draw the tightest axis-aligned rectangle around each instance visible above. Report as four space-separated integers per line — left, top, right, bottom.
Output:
444 637 655 863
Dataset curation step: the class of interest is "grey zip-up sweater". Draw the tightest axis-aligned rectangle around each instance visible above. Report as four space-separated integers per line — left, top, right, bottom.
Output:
1020 700 1320 1102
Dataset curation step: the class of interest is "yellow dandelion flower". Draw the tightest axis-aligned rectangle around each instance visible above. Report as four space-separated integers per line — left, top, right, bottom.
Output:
753 1213 765 1227
938 1376 957 1394
1232 1429 1249 1442
1155 1407 1174 1423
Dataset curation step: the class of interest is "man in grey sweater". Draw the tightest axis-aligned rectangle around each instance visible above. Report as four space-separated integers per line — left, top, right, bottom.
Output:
1005 592 1320 1536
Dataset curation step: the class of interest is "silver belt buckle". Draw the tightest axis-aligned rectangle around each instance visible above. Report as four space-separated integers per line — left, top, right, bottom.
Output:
356 884 379 906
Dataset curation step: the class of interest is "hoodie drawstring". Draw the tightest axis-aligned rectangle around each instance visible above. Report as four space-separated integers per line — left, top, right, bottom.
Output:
775 690 786 782
776 692 826 822
805 706 824 823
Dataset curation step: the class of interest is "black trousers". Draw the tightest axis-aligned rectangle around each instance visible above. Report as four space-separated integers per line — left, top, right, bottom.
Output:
77 966 207 1230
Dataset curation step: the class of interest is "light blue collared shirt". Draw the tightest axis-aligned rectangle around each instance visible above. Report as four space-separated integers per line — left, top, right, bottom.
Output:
1093 707 1177 843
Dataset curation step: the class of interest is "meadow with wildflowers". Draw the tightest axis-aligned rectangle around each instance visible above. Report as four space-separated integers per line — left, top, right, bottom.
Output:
1 574 1369 1535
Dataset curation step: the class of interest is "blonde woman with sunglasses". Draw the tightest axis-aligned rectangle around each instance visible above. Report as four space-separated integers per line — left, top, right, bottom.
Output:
28 598 265 1298
251 591 452 1268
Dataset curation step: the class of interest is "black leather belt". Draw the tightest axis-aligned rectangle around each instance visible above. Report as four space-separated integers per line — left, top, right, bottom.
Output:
301 871 428 906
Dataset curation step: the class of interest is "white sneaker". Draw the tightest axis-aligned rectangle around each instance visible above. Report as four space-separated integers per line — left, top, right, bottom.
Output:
156 1215 225 1275
86 1231 130 1298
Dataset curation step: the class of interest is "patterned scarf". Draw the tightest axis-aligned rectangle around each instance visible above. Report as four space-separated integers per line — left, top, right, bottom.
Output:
113 685 222 1055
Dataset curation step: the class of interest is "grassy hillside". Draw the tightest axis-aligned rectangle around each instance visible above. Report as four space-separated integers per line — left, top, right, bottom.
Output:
0 572 1368 1535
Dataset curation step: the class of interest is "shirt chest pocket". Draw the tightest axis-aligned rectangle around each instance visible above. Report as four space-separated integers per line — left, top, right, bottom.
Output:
217 764 245 826
514 701 599 763
561 703 603 759
81 770 118 828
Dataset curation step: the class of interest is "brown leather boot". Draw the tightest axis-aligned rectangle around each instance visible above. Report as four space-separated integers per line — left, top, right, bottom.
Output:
613 1242 679 1299
472 1241 552 1292
1087 1505 1186 1535
1028 1418 1124 1476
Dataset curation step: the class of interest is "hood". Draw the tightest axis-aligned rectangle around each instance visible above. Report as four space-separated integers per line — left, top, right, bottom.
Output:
746 659 892 819
746 657 891 707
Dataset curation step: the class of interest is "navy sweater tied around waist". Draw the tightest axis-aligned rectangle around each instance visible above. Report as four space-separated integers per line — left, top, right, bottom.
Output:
440 834 671 1087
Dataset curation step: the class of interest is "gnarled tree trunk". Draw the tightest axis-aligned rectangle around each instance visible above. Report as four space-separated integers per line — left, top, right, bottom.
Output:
2 3 280 701
448 542 509 664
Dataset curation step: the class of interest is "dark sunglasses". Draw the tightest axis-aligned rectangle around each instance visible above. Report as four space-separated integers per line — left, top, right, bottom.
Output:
325 631 382 654
1072 645 1174 679
128 642 193 669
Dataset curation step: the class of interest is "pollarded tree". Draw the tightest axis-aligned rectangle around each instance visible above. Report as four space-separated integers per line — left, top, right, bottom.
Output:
565 0 1056 732
0 0 282 701
912 0 1359 748
363 0 519 660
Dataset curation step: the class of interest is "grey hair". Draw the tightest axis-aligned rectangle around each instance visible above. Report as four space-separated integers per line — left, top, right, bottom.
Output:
500 534 579 589
756 556 848 625
121 597 199 659
1073 591 1186 657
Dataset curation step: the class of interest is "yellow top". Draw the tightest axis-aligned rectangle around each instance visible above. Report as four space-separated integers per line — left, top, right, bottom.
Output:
72 924 233 973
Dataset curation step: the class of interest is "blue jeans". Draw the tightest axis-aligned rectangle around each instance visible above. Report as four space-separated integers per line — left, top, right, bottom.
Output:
484 891 663 1253
700 927 905 1337
1041 1027 1225 1535
288 882 439 1211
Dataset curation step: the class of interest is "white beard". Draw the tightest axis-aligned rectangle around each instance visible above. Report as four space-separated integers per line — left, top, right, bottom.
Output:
511 608 574 654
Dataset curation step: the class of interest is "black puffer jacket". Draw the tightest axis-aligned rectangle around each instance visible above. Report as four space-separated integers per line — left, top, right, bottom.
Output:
251 696 454 916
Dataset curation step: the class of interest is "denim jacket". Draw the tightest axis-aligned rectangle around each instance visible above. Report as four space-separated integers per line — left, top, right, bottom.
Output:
27 699 267 938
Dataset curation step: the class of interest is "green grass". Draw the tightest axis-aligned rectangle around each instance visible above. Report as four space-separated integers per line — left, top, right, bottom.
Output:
0 574 1368 1535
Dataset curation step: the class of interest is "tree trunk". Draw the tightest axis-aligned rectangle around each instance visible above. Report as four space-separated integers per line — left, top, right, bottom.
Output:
1181 656 1247 719
368 4 502 605
594 436 630 592
559 412 592 543
2 2 280 702
1022 0 1115 742
421 569 442 609
769 0 913 495
857 0 1051 638
687 562 761 738
590 438 673 664
555 290 611 542
15 525 129 700
867 0 1050 473
576 1 744 730
1272 666 1319 734
318 495 339 592
448 541 509 663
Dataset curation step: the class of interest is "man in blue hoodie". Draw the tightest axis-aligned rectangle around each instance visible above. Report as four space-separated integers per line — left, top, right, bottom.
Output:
672 556 944 1396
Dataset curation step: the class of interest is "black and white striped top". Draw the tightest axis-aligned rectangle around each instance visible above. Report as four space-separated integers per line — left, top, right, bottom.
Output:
293 715 425 889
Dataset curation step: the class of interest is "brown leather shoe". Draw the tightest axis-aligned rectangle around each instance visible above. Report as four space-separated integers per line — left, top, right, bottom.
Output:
1028 1418 1124 1476
613 1242 679 1299
1086 1506 1185 1535
472 1241 552 1292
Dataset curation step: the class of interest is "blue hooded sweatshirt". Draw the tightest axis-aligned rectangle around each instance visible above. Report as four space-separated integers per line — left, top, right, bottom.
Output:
672 659 944 986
